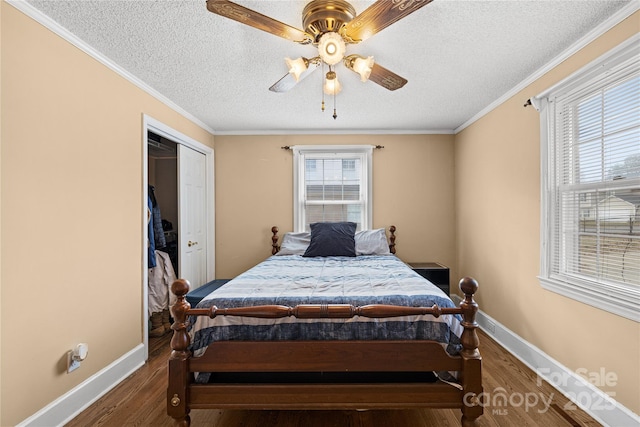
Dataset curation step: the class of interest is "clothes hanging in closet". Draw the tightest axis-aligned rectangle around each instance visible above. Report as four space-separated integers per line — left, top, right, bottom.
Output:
147 195 156 268
148 250 177 315
149 185 166 249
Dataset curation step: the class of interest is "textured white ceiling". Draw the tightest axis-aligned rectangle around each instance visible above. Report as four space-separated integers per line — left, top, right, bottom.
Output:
25 0 634 134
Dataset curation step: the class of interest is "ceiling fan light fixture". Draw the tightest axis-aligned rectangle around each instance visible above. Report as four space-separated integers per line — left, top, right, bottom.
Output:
207 0 426 119
285 57 309 82
323 70 342 95
346 55 374 82
318 32 346 66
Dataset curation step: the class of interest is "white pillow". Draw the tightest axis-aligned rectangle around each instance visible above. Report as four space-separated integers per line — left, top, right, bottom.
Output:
355 228 391 256
275 232 311 255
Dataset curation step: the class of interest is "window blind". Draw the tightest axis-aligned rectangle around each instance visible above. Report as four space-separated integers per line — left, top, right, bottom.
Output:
293 145 373 232
551 53 640 287
304 157 364 228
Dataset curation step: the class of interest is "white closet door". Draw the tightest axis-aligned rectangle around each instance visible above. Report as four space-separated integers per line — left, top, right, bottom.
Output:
178 144 207 289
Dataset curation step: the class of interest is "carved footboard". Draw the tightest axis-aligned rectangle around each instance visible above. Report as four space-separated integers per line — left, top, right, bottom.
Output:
167 277 483 427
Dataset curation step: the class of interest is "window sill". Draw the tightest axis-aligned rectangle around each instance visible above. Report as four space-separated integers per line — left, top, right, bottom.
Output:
538 275 639 323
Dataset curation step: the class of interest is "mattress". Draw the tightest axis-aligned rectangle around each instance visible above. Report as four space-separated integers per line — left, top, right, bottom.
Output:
189 255 463 369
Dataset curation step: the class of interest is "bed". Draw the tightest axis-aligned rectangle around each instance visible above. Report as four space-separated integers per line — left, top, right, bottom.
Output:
167 224 483 426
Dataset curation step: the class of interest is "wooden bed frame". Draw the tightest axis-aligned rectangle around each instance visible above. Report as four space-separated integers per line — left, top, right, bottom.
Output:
167 226 483 426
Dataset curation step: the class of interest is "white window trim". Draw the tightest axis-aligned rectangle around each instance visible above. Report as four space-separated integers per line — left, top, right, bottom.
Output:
293 145 373 232
536 34 640 323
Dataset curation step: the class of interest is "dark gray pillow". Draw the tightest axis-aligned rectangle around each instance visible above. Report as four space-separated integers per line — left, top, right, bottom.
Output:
303 222 357 257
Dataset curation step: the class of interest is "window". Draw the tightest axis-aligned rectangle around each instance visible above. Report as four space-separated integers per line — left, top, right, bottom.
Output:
538 35 640 322
305 159 317 172
293 145 372 232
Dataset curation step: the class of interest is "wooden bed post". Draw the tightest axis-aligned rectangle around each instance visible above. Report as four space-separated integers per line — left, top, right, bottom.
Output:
458 277 483 427
388 225 396 254
271 226 279 255
167 279 192 427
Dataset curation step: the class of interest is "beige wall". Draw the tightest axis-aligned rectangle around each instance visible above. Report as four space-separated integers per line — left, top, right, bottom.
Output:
0 4 213 425
455 12 640 414
214 134 457 281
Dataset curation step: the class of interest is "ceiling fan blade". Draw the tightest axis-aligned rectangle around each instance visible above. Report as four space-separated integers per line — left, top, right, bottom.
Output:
368 63 408 91
269 63 320 93
206 0 313 44
342 0 433 43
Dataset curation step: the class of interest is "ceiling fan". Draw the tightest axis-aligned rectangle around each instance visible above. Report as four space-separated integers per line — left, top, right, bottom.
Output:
206 0 433 118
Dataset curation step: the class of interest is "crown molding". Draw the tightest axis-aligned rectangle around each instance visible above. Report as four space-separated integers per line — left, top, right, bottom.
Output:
8 0 637 137
6 0 217 136
454 1 640 134
213 128 456 136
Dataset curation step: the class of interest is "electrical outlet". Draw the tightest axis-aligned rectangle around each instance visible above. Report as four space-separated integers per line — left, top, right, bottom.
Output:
67 351 81 373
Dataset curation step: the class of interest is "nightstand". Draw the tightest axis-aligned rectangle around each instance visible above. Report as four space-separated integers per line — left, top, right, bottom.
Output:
408 262 450 295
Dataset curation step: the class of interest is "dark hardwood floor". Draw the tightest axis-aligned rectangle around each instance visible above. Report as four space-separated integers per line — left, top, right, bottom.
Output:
65 330 602 426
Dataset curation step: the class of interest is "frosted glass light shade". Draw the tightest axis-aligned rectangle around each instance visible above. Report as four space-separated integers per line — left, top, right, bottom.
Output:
353 56 374 82
285 57 308 82
323 74 342 95
318 32 346 66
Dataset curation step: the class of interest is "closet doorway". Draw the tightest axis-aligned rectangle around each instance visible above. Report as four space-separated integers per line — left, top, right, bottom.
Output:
148 131 179 275
143 115 215 359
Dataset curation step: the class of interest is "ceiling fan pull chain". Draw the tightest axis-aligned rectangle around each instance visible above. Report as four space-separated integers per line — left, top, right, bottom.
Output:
333 83 338 120
321 62 326 112
332 62 337 119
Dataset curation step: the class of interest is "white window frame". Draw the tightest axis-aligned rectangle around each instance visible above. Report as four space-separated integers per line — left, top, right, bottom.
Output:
537 34 640 322
293 145 373 232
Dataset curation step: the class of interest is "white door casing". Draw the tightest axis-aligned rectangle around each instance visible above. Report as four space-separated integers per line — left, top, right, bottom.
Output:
143 114 214 360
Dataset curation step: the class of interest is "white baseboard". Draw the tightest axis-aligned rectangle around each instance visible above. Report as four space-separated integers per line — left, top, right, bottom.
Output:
14 303 640 427
17 344 145 427
451 294 639 427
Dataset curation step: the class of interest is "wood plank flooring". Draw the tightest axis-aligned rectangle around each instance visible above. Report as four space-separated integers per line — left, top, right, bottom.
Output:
65 330 602 426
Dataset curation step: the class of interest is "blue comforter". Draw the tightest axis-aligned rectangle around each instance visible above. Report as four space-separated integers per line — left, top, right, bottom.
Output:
189 255 463 373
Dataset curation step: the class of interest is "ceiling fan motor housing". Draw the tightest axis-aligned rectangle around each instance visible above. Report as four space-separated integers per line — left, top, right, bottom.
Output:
303 0 356 42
